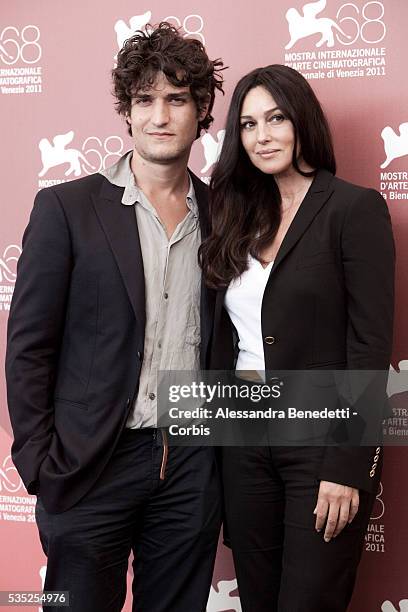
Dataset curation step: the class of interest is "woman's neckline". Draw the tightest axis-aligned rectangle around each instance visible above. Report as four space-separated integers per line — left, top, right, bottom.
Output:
250 255 274 271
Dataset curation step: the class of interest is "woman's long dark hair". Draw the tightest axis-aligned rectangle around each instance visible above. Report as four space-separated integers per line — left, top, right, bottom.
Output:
199 64 336 289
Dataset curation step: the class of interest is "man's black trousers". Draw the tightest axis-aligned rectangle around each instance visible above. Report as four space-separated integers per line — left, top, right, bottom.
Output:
36 428 221 612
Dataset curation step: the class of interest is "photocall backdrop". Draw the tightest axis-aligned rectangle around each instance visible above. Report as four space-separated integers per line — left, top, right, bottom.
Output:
0 1 407 610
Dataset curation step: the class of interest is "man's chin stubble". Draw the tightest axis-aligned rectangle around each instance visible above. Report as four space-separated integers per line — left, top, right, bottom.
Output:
142 151 189 165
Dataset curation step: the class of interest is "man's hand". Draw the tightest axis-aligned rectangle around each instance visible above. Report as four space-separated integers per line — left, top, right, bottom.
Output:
313 480 359 542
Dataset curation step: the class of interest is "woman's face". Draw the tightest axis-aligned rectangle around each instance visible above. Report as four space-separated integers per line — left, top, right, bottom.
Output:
240 86 296 177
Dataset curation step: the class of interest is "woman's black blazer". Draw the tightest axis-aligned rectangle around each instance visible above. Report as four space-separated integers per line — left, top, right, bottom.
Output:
209 168 395 492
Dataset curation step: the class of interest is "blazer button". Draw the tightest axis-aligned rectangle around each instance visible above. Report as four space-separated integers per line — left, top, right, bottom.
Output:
374 454 379 463
370 469 375 478
376 447 381 454
137 351 142 360
371 463 377 470
264 336 276 345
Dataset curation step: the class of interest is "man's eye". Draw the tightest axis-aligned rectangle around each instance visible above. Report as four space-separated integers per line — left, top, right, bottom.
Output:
134 98 151 106
170 98 186 105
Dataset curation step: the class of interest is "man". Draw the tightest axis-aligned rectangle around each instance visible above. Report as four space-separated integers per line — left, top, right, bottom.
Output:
6 23 224 611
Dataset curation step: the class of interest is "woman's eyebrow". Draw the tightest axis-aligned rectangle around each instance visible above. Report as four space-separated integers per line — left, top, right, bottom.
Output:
240 106 280 119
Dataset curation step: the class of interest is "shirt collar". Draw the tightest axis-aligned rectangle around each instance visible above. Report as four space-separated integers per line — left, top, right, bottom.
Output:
99 150 198 216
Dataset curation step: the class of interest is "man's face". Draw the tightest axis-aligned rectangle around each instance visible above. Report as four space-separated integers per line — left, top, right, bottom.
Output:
127 72 206 165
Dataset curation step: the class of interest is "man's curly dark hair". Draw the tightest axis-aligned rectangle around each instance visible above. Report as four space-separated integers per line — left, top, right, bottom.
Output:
112 22 225 138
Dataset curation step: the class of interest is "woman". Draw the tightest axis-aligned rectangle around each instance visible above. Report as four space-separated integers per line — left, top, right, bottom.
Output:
199 65 394 611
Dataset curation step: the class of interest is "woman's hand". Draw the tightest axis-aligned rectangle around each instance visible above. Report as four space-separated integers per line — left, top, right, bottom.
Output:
314 480 359 542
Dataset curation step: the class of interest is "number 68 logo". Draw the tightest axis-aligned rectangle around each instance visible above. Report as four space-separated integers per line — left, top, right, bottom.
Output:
335 2 386 45
0 25 41 65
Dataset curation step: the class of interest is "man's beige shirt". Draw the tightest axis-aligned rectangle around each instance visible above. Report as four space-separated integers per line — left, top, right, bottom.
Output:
100 150 201 427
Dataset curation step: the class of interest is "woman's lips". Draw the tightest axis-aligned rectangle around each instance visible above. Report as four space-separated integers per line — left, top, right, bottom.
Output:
256 149 280 157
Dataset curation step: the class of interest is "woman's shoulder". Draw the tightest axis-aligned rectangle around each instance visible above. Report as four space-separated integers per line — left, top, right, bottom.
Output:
324 172 386 214
330 173 378 198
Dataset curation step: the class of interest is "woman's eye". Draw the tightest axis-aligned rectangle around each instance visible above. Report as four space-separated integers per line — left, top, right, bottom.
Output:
269 114 285 123
240 121 255 130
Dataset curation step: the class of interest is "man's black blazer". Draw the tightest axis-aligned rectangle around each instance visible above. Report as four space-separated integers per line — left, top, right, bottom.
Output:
5 170 211 513
209 169 395 492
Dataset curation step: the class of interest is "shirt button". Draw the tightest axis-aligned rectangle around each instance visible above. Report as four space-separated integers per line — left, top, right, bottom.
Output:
158 341 162 349
164 293 169 299
149 392 156 400
264 336 275 345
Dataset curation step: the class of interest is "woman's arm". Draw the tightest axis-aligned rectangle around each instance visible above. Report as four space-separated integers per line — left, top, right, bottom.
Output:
318 187 395 491
315 187 395 541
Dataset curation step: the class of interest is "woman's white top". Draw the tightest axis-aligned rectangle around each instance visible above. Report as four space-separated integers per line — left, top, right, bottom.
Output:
224 255 274 373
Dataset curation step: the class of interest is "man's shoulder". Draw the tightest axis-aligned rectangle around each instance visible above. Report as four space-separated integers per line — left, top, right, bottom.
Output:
189 170 209 191
188 170 209 208
38 172 107 202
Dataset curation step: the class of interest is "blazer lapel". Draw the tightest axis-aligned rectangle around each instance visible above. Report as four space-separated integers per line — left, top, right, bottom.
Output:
189 170 215 366
212 285 227 354
271 169 335 275
190 171 210 238
92 178 146 334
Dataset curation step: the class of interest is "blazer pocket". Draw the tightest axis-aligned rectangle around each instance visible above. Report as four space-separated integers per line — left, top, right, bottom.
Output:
54 399 90 437
54 397 89 410
305 360 346 369
297 250 338 269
